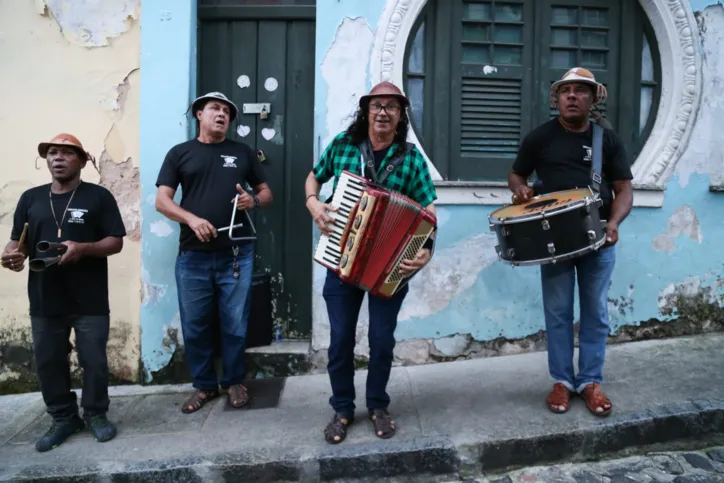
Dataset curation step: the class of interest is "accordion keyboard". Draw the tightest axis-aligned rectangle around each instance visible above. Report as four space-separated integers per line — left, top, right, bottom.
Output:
313 172 367 269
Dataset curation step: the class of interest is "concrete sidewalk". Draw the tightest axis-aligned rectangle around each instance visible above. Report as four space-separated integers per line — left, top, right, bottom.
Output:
0 334 723 482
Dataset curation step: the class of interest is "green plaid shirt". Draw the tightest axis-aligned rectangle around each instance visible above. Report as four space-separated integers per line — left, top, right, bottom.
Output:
313 131 438 207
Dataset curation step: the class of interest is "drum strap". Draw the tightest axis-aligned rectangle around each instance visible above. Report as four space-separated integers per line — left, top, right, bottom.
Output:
590 122 604 193
360 139 414 185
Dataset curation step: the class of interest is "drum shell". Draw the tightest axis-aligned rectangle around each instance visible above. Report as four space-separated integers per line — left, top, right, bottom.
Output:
491 202 605 266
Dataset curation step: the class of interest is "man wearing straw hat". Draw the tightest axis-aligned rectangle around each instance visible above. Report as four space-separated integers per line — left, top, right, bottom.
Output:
1 133 126 451
507 67 634 418
155 92 273 413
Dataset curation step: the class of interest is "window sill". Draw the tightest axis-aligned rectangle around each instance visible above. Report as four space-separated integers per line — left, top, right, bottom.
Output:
432 181 665 208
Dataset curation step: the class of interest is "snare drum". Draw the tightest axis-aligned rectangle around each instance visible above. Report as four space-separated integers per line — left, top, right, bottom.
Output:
489 187 606 266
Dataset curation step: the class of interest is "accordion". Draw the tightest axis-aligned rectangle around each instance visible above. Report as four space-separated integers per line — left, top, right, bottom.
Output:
313 170 437 298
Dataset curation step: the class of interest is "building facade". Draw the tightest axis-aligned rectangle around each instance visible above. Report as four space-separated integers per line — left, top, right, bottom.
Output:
1 0 723 390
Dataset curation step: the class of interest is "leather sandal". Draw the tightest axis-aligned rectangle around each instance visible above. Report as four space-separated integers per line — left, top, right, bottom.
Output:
181 389 220 414
324 413 354 444
369 408 396 439
546 382 571 414
227 384 250 408
580 383 612 417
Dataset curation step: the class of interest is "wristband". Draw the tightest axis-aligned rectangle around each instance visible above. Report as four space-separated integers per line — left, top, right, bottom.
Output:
306 193 318 202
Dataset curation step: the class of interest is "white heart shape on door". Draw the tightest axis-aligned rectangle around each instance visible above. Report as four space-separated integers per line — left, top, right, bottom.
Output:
237 125 251 137
261 128 276 140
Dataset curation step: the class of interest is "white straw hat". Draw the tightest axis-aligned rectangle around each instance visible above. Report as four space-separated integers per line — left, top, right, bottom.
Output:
549 67 607 107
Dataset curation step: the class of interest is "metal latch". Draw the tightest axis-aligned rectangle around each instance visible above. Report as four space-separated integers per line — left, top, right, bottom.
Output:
243 103 271 119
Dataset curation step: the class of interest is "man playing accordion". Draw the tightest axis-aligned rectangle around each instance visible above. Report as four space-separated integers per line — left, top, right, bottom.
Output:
304 81 437 444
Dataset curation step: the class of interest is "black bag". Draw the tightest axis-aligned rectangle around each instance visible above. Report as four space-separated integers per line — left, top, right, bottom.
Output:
246 272 273 348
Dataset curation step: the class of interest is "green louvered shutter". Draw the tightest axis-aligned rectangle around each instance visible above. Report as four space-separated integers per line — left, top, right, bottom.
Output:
449 0 535 181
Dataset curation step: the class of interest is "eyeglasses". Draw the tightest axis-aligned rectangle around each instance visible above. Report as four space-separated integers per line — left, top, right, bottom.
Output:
369 102 401 114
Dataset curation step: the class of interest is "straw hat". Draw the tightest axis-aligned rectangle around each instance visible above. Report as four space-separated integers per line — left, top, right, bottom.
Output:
190 91 239 121
549 67 607 107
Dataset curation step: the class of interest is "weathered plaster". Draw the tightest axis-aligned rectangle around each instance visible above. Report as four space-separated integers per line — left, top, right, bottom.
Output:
679 4 724 188
0 0 141 389
139 0 197 381
39 0 140 48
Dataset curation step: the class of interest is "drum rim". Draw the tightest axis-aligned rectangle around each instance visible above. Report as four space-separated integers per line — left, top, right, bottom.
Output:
489 189 600 225
496 235 607 266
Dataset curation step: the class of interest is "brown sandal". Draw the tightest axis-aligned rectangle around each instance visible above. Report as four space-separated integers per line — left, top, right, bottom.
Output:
324 413 354 444
181 388 220 414
546 383 571 414
369 409 396 439
580 383 612 417
227 384 250 408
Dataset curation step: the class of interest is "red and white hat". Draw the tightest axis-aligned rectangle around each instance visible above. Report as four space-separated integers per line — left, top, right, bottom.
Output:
549 67 607 107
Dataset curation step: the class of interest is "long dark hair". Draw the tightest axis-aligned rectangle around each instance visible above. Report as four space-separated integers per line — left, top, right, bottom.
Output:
346 98 410 158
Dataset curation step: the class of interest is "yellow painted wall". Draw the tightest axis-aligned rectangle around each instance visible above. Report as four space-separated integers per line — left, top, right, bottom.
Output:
0 0 141 390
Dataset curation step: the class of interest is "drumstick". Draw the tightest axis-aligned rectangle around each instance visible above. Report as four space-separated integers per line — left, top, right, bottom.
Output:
17 222 28 250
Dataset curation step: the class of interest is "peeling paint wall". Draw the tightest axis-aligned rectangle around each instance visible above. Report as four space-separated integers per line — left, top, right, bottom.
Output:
310 0 724 365
138 0 198 382
0 0 141 392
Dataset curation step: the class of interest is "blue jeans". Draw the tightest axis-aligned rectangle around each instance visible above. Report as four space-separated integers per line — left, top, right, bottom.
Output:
175 243 254 390
323 269 409 417
540 245 616 393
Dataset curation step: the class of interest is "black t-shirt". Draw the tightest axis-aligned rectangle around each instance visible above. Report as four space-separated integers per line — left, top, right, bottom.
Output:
512 119 633 220
156 138 267 251
10 182 127 318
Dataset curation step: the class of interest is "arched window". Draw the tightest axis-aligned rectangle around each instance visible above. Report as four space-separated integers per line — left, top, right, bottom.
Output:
404 0 662 182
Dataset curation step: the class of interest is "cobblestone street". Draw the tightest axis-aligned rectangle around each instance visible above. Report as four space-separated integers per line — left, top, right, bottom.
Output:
470 446 724 483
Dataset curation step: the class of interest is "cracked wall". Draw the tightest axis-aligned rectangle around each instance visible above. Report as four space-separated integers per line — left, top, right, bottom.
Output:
0 0 141 392
310 1 724 366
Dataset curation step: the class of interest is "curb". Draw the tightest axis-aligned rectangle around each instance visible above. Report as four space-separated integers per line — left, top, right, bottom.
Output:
3 400 724 482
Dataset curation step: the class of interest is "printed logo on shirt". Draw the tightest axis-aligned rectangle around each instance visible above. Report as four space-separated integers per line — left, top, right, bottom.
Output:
583 145 592 164
67 208 88 224
221 155 238 168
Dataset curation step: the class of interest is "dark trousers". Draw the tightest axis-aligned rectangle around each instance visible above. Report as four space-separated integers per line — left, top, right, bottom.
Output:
323 269 409 417
174 243 254 390
30 315 110 422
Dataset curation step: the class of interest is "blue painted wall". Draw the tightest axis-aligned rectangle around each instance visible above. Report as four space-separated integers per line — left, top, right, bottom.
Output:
394 174 724 342
139 0 197 381
310 0 724 352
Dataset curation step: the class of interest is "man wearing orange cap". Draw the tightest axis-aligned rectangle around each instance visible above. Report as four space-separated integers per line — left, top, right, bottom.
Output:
508 68 634 418
304 81 438 444
1 133 126 451
155 92 273 413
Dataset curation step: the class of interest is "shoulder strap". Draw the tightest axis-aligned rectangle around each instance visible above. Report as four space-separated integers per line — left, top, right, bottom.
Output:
590 122 603 193
360 139 378 182
359 140 415 185
378 142 415 184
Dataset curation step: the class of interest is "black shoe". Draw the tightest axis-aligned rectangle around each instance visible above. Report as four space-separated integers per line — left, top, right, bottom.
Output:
84 414 117 443
35 416 85 452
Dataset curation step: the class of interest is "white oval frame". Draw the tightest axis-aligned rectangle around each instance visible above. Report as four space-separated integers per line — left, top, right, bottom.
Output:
370 0 703 189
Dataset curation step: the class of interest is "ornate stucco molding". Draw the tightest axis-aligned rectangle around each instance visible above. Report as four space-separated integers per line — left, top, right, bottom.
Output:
370 0 703 190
